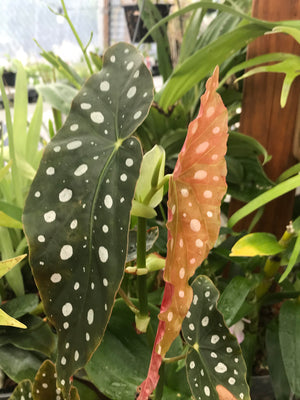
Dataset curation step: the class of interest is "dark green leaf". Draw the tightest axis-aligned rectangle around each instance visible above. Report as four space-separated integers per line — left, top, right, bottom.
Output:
0 294 38 319
218 276 257 326
0 345 42 382
86 299 191 400
182 275 250 400
32 360 79 400
138 0 172 81
266 320 291 400
23 42 153 397
279 299 300 396
8 380 33 400
0 314 57 358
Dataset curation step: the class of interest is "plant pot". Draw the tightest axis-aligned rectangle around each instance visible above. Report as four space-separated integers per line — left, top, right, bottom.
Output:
250 375 275 400
123 4 171 42
2 71 16 87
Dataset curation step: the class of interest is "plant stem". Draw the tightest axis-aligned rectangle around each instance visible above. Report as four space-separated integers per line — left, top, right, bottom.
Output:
154 362 165 400
118 287 139 314
60 0 94 75
136 217 148 317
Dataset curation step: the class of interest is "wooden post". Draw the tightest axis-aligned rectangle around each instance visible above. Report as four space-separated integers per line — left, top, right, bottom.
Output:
103 0 111 49
229 0 300 238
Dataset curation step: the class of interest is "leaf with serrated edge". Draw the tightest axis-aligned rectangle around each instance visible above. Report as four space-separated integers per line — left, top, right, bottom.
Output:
183 275 250 400
138 67 228 399
23 42 153 398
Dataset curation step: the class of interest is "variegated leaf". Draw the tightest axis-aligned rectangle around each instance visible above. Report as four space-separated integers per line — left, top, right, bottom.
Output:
183 275 250 400
23 42 153 398
138 66 228 399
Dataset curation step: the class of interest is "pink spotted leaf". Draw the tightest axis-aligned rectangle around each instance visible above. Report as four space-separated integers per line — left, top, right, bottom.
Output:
138 66 228 399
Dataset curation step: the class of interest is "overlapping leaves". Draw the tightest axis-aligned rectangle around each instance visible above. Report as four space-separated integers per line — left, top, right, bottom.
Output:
23 42 153 398
138 67 228 399
183 275 250 400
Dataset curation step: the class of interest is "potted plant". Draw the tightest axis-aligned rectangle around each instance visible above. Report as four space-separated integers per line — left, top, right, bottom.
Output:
1 1 300 399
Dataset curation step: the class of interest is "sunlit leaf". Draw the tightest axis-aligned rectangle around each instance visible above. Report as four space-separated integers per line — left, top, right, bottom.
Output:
0 211 23 229
23 42 153 398
0 254 27 279
182 275 250 400
230 233 284 257
235 55 300 107
138 67 228 399
0 309 26 329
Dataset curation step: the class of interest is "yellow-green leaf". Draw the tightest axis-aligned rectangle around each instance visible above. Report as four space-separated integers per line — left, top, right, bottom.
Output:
230 233 284 257
0 308 26 329
0 211 23 229
0 160 13 182
0 254 27 279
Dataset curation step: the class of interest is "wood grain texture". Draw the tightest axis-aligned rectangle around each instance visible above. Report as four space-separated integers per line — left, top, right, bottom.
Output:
229 0 300 237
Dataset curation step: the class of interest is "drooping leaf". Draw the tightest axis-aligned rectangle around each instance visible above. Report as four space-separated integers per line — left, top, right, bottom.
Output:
158 24 268 110
138 67 228 399
235 55 300 107
182 275 250 400
230 233 284 257
23 42 153 398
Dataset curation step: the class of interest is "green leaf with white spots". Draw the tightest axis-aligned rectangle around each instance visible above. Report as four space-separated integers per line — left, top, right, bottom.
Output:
32 360 79 400
8 380 33 400
182 275 250 400
23 42 153 398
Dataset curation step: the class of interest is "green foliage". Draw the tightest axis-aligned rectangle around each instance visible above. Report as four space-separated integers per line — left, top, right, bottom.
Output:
279 300 300 397
85 299 191 400
182 275 250 400
23 42 154 397
1 1 299 398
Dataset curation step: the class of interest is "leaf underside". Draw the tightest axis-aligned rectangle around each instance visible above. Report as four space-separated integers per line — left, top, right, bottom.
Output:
183 275 250 400
138 67 228 399
23 42 153 398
